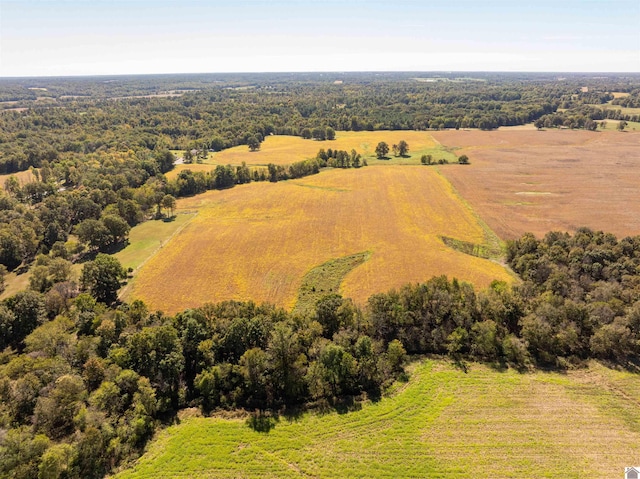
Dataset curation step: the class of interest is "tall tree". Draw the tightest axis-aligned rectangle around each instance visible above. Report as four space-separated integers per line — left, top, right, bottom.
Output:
397 140 409 157
80 254 127 304
375 141 389 159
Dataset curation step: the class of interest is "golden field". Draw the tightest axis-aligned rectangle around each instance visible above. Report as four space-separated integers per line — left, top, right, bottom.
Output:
165 131 448 180
127 166 513 314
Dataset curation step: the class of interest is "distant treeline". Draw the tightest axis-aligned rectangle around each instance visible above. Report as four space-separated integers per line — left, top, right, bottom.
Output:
1 227 640 477
4 72 640 175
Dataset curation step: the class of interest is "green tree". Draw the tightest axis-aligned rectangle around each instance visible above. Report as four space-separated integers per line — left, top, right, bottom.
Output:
397 140 409 157
74 219 110 250
101 214 131 245
80 254 127 304
161 194 177 218
154 149 175 173
617 120 627 131
4 290 47 349
325 127 336 140
247 136 261 151
458 154 470 165
267 323 305 403
375 141 389 159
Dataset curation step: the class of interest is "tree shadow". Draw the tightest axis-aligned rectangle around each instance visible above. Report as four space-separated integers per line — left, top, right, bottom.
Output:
162 215 176 223
247 410 279 433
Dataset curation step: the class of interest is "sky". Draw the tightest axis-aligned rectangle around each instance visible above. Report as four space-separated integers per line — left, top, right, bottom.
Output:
0 0 638 77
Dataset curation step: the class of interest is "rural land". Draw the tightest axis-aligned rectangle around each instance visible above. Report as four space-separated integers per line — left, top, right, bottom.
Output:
0 72 639 478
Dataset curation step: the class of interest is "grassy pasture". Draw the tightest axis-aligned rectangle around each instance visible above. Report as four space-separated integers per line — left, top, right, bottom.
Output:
433 129 640 239
114 214 195 272
114 360 640 478
125 166 512 314
597 120 640 131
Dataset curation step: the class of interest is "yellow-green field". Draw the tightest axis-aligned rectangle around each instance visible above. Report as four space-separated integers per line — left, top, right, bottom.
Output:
597 119 640 131
114 360 640 478
126 166 512 314
166 131 458 180
114 214 195 272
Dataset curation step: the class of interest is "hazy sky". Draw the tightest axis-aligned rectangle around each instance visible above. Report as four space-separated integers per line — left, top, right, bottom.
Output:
0 0 638 77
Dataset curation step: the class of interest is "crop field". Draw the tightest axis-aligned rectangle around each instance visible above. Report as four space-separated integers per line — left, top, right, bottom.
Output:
432 129 640 239
125 166 512 314
114 360 640 479
214 131 453 166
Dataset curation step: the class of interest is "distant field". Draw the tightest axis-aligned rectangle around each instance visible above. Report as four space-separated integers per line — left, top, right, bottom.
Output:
433 129 640 239
597 119 640 131
126 166 512 314
114 360 640 479
591 103 640 117
214 131 453 166
0 169 36 189
166 131 458 180
165 163 217 181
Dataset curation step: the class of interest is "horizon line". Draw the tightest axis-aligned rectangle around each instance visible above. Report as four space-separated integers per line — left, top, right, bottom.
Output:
1 70 640 80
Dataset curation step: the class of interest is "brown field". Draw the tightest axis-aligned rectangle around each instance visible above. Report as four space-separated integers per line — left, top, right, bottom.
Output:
127 166 513 314
432 129 640 239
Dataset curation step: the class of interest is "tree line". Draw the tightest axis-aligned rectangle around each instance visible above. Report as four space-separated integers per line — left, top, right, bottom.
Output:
1 227 640 477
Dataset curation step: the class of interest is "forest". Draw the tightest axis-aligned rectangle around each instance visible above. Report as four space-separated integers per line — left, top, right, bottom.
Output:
1 72 640 478
1 227 640 478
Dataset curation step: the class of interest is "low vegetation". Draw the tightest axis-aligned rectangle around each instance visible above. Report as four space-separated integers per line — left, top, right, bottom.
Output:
114 360 640 479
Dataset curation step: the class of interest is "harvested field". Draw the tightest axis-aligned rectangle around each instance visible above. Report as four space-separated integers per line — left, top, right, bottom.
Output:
433 130 640 239
126 166 513 314
115 360 640 479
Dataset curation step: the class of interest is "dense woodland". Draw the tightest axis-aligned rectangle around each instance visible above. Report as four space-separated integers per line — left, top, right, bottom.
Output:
1 73 640 477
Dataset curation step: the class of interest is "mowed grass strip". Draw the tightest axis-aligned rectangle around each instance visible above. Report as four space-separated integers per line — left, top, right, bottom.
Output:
114 360 640 479
127 166 512 314
293 251 371 317
115 214 195 272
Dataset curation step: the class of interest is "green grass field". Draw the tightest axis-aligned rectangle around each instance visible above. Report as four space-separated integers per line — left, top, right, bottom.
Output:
597 120 640 131
114 360 640 478
114 213 195 272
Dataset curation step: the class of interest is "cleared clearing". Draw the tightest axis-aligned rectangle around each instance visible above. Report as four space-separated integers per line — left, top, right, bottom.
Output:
126 166 512 314
0 169 36 189
433 129 640 239
114 360 640 479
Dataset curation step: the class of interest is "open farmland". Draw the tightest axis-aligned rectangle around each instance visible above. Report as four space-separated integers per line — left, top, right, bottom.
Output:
125 166 513 314
166 131 457 180
115 360 640 479
433 130 640 239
